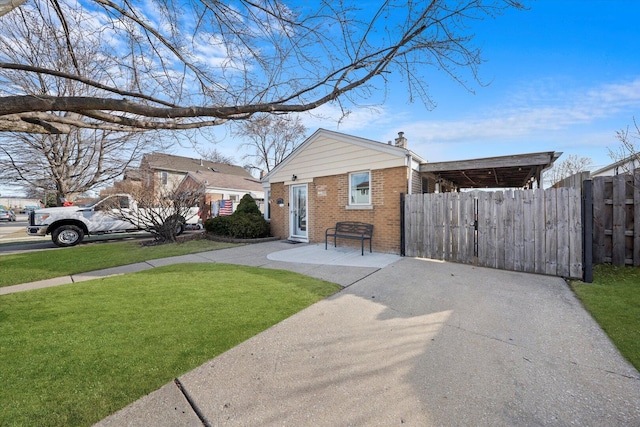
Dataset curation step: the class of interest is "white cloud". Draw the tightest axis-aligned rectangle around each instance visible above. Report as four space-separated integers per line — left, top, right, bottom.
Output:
383 77 640 144
300 103 406 133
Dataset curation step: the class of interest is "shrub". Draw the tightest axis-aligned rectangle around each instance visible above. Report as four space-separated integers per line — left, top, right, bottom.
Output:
204 216 232 235
228 214 269 239
204 195 270 239
234 194 261 216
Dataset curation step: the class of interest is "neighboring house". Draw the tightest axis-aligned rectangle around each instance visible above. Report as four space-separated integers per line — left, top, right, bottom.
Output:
178 169 264 220
108 153 262 218
591 154 639 177
261 128 560 254
139 152 252 195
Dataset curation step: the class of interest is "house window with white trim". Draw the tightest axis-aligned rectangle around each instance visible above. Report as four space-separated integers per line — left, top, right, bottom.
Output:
160 171 168 186
349 171 370 205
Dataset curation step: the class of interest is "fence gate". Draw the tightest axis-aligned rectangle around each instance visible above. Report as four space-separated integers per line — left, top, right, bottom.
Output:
592 174 640 266
403 188 583 279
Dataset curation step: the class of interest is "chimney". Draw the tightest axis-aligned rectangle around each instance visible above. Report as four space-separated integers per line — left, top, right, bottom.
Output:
199 158 204 166
394 131 407 148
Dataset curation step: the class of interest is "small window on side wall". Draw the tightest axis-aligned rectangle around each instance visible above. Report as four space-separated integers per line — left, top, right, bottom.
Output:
349 171 370 205
161 171 168 186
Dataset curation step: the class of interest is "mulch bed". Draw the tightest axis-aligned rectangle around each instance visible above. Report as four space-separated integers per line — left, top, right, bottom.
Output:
141 231 279 246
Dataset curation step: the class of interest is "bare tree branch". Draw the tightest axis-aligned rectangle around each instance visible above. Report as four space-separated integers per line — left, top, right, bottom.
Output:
236 114 306 172
608 116 640 175
0 0 526 133
545 154 593 187
0 0 27 17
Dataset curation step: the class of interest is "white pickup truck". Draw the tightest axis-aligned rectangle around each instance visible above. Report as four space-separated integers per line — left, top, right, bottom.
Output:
27 194 199 247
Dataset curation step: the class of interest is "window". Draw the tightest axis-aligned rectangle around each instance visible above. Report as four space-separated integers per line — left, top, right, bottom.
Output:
160 171 168 186
118 196 130 209
422 177 429 194
349 171 370 205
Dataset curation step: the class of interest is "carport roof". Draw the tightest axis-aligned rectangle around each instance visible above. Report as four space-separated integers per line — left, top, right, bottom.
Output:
419 151 562 189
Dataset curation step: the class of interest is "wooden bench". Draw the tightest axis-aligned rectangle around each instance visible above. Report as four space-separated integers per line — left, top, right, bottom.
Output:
325 221 374 256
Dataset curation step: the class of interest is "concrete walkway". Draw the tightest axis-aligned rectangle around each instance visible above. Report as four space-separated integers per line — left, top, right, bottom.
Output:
93 242 639 426
4 241 639 425
0 242 400 295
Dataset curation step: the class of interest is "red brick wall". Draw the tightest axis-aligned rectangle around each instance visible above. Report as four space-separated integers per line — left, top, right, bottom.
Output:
269 182 288 240
268 166 408 254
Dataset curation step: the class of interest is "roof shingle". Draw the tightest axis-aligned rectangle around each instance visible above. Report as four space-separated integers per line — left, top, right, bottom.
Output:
143 152 251 177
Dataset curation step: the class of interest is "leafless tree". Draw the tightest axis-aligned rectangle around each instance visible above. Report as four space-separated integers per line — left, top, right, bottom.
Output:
545 154 593 187
0 2 166 204
608 117 640 175
0 128 152 205
103 174 201 243
237 114 306 173
196 147 235 165
0 0 525 134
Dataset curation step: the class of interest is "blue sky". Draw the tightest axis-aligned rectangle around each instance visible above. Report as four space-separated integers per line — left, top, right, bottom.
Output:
203 1 640 172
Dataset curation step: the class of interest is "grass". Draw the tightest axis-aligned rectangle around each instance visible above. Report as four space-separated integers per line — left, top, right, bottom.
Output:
571 264 640 370
0 239 238 288
0 263 341 426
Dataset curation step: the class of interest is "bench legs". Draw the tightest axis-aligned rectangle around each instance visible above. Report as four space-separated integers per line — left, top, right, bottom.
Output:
324 235 337 250
325 236 372 256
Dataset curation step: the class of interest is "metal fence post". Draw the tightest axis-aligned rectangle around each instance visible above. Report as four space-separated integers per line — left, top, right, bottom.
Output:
582 179 593 283
400 193 405 257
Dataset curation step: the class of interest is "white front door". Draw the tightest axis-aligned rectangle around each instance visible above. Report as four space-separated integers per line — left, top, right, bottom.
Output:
290 184 308 241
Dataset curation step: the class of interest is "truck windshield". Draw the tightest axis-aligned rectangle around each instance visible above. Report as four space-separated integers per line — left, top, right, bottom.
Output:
81 196 130 209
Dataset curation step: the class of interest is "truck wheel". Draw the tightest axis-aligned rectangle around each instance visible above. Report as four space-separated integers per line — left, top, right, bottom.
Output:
173 221 184 236
52 225 85 247
164 216 185 236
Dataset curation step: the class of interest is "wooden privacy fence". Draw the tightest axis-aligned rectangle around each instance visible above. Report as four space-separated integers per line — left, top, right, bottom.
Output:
592 174 640 266
403 188 583 279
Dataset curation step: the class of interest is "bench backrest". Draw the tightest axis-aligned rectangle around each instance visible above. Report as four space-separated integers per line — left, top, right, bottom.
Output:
335 221 373 236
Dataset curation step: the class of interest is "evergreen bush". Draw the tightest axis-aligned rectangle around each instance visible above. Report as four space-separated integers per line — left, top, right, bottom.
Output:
235 194 262 215
204 195 270 239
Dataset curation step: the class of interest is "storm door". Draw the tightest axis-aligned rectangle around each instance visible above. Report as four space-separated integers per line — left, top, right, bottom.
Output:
290 184 308 241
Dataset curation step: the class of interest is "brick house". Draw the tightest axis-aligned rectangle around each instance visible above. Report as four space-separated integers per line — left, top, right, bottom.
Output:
261 128 558 254
261 129 430 254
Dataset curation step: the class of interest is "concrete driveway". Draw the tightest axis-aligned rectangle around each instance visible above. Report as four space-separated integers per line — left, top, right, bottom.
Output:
97 244 640 426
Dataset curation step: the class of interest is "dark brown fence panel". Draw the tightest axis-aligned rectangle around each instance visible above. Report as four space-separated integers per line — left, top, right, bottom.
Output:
635 173 640 267
592 174 640 266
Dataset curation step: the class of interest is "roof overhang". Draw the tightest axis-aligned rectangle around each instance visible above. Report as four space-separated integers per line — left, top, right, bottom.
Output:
420 151 562 189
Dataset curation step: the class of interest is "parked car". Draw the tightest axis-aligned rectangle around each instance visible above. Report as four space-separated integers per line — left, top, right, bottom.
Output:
0 209 17 221
23 205 39 214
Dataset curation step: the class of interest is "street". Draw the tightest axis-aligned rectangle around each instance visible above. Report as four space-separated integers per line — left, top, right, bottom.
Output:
0 214 170 254
0 213 31 240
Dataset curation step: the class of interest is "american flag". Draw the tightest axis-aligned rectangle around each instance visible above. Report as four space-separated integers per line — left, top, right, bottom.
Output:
219 199 233 216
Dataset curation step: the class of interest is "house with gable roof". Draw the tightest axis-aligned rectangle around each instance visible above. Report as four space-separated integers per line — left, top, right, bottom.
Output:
261 128 560 254
591 153 639 177
110 152 263 219
178 168 264 219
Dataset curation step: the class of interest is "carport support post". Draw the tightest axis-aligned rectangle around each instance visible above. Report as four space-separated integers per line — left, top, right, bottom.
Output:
400 193 405 257
582 179 593 283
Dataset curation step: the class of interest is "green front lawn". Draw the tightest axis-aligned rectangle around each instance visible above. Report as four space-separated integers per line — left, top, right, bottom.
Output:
0 239 237 288
571 264 640 370
0 263 341 426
